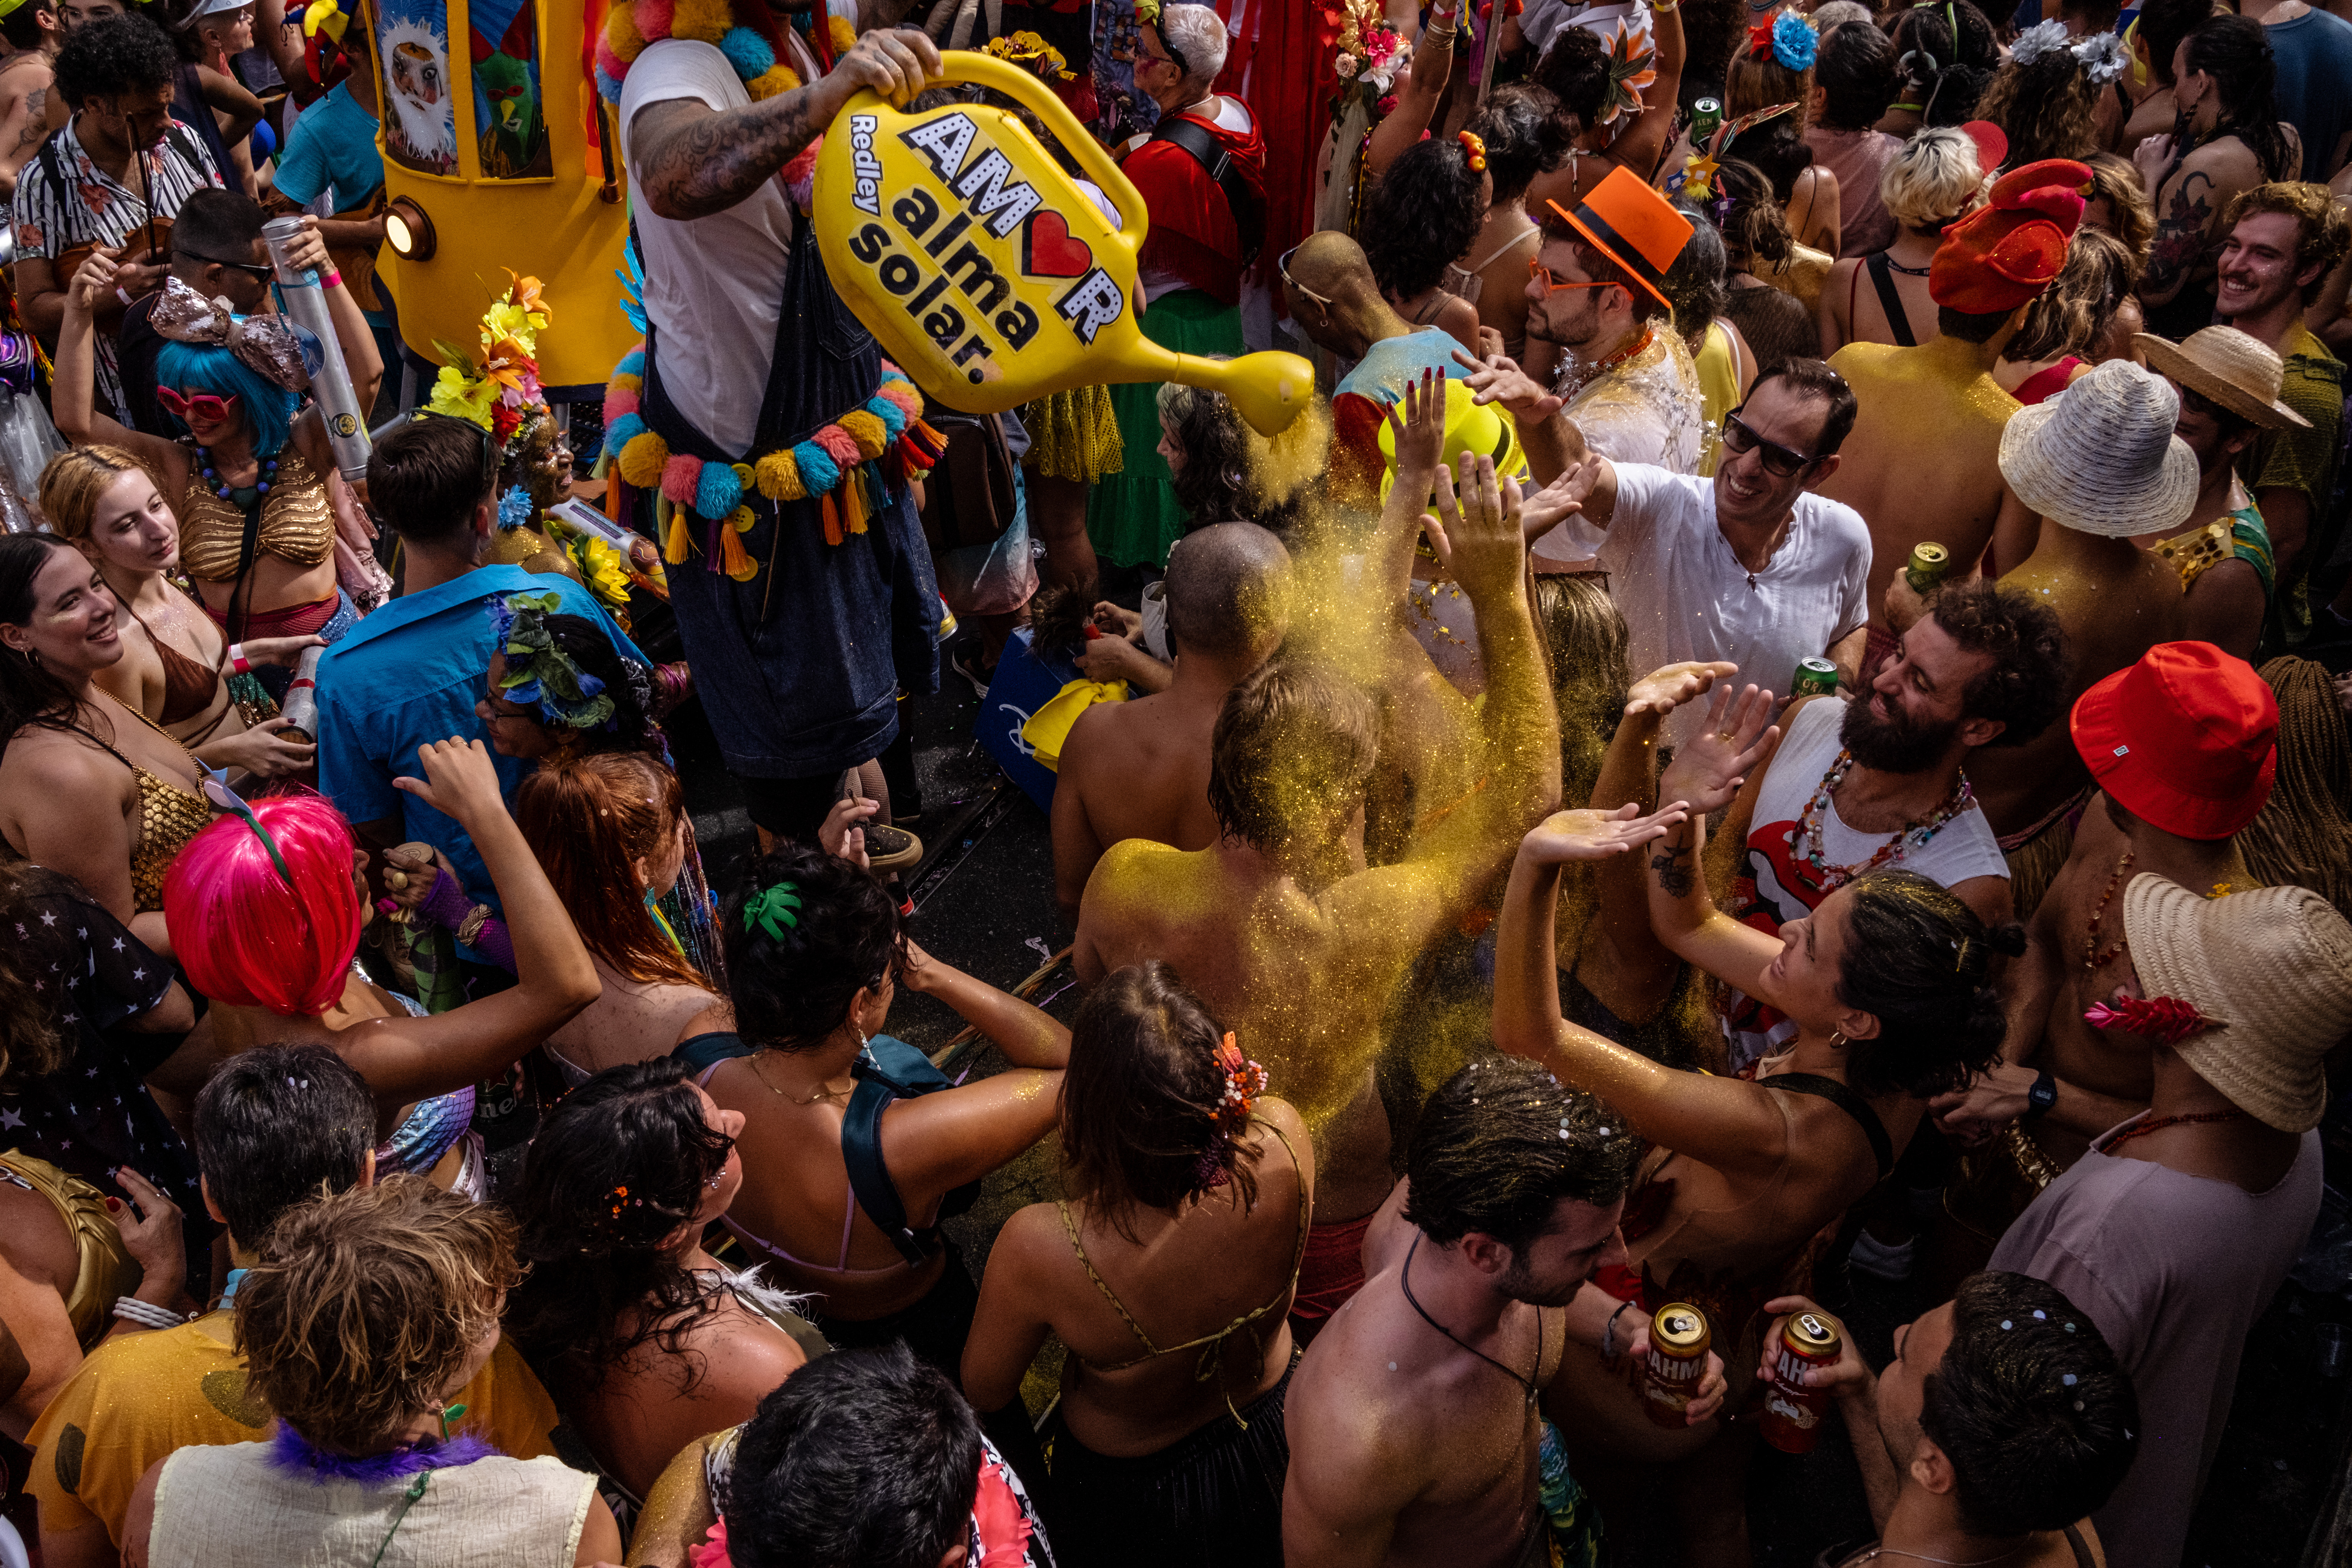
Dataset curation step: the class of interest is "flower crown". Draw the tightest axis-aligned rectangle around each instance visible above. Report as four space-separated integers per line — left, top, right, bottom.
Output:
1598 18 1657 130
1747 10 1816 71
983 29 1076 81
485 589 618 732
1196 1033 1269 1189
426 273 552 447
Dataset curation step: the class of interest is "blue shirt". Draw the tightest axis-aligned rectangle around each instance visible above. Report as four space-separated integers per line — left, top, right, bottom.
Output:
272 83 385 213
2265 10 2352 189
314 566 644 927
1335 327 1474 406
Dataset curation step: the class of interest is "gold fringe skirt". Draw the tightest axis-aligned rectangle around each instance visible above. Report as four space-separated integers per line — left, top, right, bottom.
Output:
1025 384 1124 484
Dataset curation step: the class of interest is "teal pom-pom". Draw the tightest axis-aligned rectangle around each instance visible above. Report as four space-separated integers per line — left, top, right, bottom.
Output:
718 25 775 78
794 439 840 495
866 394 908 442
694 461 744 519
604 411 649 452
617 348 646 379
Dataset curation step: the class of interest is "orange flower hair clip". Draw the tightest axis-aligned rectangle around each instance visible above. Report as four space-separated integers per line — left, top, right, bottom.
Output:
1458 130 1488 171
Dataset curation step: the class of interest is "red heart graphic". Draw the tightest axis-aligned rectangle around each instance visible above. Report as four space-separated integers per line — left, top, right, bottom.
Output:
1022 210 1094 279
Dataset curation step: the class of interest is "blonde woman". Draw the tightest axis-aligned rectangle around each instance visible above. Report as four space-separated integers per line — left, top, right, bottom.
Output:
1818 126 1992 354
43 446 317 781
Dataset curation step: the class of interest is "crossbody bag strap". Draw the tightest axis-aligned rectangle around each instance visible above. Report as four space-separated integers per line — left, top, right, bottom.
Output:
1149 113 1265 264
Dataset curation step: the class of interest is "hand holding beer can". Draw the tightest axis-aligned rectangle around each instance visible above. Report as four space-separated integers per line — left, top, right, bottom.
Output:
1642 1302 1712 1428
1904 542 1951 596
1759 1310 1843 1453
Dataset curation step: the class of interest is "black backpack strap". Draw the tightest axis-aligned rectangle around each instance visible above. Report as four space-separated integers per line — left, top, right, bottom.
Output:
1766 1071 1893 1180
166 120 208 183
840 1037 957 1267
670 1030 752 1074
1865 253 1916 349
1148 112 1264 264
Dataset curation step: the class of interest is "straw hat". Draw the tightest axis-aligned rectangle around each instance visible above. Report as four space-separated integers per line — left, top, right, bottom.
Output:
1997 359 2198 537
2122 875 2352 1134
2133 326 2311 431
1547 166 1695 314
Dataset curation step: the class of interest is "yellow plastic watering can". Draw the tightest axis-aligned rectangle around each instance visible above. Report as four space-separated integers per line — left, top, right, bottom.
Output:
812 53 1316 437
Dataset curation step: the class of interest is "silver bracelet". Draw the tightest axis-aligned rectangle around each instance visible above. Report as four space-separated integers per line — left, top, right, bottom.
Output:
112 1296 192 1330
1602 1299 1635 1360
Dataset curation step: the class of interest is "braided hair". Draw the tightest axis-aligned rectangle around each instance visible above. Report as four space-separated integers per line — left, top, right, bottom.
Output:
2238 658 2352 923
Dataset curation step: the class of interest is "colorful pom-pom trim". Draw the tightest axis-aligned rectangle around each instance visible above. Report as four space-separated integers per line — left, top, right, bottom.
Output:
599 0 800 103
600 351 936 575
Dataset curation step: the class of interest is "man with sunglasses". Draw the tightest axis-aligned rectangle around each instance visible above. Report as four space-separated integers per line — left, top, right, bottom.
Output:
112 185 270 434
1528 357 1872 752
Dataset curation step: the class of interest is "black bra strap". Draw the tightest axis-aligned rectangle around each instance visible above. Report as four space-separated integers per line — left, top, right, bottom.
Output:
1768 1071 1894 1180
1866 253 1917 349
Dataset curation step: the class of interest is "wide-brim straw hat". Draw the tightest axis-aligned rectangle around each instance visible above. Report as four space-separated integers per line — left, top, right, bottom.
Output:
1998 358 2198 537
2122 875 2352 1134
2134 327 2310 431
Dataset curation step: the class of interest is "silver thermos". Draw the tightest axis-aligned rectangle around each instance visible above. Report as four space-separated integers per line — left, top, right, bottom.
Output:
261 217 373 481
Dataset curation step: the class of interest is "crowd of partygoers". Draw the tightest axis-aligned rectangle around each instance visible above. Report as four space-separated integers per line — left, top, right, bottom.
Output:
1 0 2351 1563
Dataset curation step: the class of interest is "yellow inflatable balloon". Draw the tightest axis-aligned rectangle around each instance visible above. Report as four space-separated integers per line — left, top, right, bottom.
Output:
812 53 1314 437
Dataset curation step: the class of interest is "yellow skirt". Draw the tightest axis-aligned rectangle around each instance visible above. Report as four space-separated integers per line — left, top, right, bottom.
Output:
1025 384 1125 484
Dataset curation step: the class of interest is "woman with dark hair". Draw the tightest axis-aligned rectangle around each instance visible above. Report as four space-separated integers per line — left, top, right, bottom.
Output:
1361 134 1488 356
0 533 214 957
1459 85 1574 362
1711 160 1821 374
2135 15 2303 339
1805 20 1901 258
504 1059 811 1518
1877 0 1999 138
964 962 1314 1567
1524 4 1687 223
1493 686 2021 1568
685 840 1070 1370
1663 206 1749 473
1706 9 1840 255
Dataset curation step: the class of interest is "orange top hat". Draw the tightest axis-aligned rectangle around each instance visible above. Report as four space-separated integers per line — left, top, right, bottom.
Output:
1546 166 1695 314
1929 157 2092 315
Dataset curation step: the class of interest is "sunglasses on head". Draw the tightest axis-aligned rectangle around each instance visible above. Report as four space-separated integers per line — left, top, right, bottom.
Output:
1721 410 1821 477
1279 243 1334 309
1528 258 1621 296
157 387 241 423
173 247 274 283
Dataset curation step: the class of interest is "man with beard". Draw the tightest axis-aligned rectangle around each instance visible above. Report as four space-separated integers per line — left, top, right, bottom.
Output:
1507 358 1873 749
2209 183 2349 651
1673 578 2065 1076
1283 1057 1645 1568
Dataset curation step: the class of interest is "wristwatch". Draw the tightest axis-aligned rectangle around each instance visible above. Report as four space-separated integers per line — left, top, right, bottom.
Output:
2024 1069 2057 1120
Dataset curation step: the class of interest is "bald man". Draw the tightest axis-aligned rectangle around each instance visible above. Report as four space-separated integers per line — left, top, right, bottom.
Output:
1051 522 1296 929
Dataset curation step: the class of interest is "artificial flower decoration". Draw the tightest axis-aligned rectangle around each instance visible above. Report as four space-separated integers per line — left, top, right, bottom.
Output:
497 484 533 530
2010 17 2069 64
981 29 1076 80
2083 993 2219 1046
2072 29 2128 83
597 0 800 106
1770 9 1816 70
1747 18 1775 57
1598 18 1657 129
487 590 618 731
425 362 499 426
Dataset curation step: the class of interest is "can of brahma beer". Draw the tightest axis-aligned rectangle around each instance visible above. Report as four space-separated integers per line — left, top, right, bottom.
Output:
1760 1310 1843 1453
1643 1302 1712 1429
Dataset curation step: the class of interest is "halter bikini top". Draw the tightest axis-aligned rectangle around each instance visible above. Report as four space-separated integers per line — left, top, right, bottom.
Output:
68 720 212 912
176 446 337 583
123 599 219 725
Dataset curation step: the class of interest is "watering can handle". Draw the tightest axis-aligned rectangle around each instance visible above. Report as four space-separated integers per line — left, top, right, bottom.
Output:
873 52 1150 259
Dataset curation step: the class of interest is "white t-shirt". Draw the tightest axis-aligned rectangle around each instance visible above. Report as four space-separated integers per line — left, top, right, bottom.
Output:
1521 0 1652 61
1579 464 1871 748
620 38 802 458
1721 695 2010 1072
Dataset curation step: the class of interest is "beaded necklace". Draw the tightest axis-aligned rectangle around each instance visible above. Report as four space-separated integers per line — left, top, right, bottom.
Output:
197 447 279 506
1793 749 1973 890
2104 1107 2245 1151
1555 324 1657 403
2082 849 2134 971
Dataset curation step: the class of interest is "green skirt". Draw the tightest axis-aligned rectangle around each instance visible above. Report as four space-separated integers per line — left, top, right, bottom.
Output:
1085 287 1245 570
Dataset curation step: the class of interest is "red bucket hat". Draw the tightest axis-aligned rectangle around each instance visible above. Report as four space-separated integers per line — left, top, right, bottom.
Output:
1929 157 2092 315
2070 641 2279 839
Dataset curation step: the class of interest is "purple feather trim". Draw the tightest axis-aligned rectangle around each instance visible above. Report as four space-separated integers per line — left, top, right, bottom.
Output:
266 1424 501 1484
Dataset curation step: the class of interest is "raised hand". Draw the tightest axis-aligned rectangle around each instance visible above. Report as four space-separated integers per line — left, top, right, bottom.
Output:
108 1167 189 1310
66 246 123 314
1520 801 1691 864
1755 1297 1869 1400
1517 464 1592 546
1424 452 1525 603
1625 660 1742 719
1451 347 1564 425
1623 1315 1731 1426
393 737 508 825
1380 366 1445 482
820 794 878 870
1658 682 1779 815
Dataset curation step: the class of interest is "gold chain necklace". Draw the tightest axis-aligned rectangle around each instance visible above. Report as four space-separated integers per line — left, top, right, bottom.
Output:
749 1049 855 1106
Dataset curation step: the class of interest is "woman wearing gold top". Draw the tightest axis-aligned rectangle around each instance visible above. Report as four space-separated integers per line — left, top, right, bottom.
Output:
0 534 216 958
52 221 382 654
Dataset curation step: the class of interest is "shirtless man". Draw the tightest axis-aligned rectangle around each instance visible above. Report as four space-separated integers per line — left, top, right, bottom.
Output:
1921 361 2192 851
1050 522 1293 929
1931 643 2274 1192
1759 1274 2137 1568
1283 1058 1636 1568
1074 448 1560 1301
1823 160 2091 674
0 3 62 205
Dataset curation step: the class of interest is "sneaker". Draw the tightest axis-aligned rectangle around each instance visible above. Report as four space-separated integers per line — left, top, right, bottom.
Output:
947 637 995 698
862 820 923 872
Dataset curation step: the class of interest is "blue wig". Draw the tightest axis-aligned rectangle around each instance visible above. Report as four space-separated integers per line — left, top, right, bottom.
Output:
153 337 299 461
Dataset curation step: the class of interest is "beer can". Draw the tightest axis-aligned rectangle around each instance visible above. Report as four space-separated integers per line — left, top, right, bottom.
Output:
1690 97 1723 147
1904 541 1951 595
1760 1310 1843 1453
1791 657 1839 698
276 643 326 746
1642 1302 1712 1429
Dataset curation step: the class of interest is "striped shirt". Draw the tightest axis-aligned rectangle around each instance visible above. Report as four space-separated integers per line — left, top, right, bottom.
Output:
12 117 223 423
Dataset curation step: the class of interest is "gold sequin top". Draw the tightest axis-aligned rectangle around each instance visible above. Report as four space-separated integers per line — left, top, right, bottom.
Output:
176 445 336 583
0 1150 141 1350
130 766 213 912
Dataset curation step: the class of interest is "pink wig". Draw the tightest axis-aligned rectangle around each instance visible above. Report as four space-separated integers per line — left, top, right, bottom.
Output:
163 794 364 1018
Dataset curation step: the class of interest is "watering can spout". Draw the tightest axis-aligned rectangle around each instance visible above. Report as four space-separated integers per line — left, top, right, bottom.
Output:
1170 350 1318 437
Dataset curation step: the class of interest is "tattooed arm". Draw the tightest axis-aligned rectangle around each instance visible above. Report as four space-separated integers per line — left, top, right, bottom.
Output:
629 27 941 221
2137 158 2218 308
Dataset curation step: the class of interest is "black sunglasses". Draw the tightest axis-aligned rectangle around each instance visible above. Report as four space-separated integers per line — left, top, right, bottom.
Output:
174 247 275 282
1721 410 1820 477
